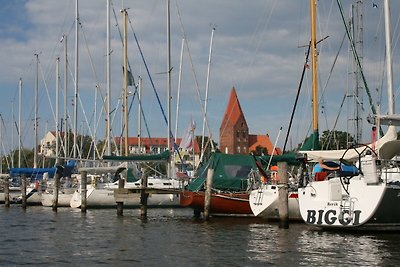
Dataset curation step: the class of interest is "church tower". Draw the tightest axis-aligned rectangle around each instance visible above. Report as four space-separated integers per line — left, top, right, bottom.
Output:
219 87 249 154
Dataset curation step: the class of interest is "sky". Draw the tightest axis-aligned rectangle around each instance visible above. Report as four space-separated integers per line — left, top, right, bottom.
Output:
0 0 399 155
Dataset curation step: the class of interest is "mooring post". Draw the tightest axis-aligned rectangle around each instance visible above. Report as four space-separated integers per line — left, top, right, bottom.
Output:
3 176 10 207
52 169 62 212
21 174 27 209
278 161 289 229
204 168 214 221
140 173 148 217
116 175 125 216
81 171 87 213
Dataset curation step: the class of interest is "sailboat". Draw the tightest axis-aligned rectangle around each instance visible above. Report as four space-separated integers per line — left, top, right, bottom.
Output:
297 0 400 230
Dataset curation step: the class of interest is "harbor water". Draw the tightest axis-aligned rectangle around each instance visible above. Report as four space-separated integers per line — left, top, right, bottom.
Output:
1 206 400 266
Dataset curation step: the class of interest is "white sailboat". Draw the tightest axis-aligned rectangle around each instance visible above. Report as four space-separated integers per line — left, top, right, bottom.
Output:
297 0 400 230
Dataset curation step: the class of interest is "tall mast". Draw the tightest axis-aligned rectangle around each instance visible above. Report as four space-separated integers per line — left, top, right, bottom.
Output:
56 57 60 164
310 0 319 148
167 0 172 177
18 78 22 168
73 0 79 159
174 38 185 145
122 9 129 156
34 53 39 168
201 26 215 156
352 0 364 143
384 0 394 115
138 77 142 153
63 34 68 158
106 0 112 157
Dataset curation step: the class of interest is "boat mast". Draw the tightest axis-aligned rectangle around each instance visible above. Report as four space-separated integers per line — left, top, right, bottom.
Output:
310 0 319 149
34 53 39 168
174 38 185 146
122 8 129 156
384 0 394 115
167 0 172 177
138 77 142 153
201 26 215 158
18 78 22 168
63 34 68 159
106 0 112 157
73 0 79 159
56 57 60 164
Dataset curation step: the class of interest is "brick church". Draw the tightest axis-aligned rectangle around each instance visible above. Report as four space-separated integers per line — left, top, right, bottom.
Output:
219 87 282 156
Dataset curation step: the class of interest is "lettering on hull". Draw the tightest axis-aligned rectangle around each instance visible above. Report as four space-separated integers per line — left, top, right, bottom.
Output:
306 209 362 226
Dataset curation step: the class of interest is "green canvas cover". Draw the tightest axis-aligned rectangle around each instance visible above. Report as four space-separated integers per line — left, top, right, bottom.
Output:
300 130 321 151
256 153 300 166
187 153 258 192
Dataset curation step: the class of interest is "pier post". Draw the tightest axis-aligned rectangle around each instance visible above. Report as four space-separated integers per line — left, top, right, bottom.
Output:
52 169 62 212
140 173 148 217
81 171 87 213
204 168 214 221
116 175 125 216
3 176 10 207
278 161 289 229
21 174 27 209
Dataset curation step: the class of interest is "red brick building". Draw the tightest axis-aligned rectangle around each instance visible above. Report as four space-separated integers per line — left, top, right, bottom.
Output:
219 87 281 155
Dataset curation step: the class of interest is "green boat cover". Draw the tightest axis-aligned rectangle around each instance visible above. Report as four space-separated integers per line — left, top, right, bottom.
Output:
300 130 321 151
187 153 258 192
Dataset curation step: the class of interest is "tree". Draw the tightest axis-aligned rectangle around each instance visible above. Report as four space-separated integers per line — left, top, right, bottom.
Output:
251 145 268 156
320 130 354 150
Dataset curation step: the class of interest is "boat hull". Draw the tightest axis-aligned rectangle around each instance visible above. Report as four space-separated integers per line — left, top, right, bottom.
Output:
298 177 400 230
70 184 180 208
180 190 252 216
41 188 76 207
249 185 301 220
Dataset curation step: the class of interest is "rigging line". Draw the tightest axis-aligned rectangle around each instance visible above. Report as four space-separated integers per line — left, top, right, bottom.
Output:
283 41 311 152
336 0 383 136
319 33 345 101
174 0 214 150
76 93 101 159
0 114 11 169
13 121 28 168
322 93 347 149
126 13 181 154
241 0 278 88
79 22 106 105
38 57 57 128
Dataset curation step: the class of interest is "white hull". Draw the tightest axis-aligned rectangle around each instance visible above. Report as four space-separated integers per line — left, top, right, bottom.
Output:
70 178 182 208
298 153 400 230
1 187 43 205
249 184 301 220
41 188 76 207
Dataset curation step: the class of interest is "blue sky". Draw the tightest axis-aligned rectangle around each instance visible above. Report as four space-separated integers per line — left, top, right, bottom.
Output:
0 0 399 155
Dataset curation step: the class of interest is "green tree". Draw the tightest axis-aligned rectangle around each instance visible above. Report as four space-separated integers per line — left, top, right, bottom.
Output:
251 145 268 156
320 130 354 150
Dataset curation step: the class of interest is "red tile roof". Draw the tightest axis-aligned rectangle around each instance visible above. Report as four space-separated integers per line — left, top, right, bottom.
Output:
115 137 200 154
248 134 282 155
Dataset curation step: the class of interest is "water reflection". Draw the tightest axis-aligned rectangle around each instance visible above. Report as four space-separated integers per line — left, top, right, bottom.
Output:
1 207 400 266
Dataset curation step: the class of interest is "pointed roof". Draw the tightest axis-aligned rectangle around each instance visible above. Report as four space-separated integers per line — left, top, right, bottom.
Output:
222 87 246 126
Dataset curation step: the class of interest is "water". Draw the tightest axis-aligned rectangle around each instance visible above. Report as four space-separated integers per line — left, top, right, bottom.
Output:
1 206 400 266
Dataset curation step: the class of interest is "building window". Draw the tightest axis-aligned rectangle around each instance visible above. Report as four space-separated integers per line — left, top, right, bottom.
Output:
236 131 240 138
237 146 241 153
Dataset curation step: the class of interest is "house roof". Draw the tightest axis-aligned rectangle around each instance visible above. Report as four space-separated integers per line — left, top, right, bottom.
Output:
248 134 282 155
115 137 200 153
221 87 246 127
